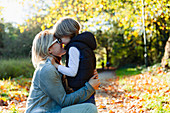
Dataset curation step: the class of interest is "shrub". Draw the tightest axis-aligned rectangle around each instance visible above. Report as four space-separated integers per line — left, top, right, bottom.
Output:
0 58 34 79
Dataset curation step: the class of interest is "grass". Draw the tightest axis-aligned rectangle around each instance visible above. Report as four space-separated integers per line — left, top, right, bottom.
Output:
0 58 34 79
115 67 142 78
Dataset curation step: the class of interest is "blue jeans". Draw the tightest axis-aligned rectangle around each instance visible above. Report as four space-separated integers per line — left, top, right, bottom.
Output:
61 103 97 113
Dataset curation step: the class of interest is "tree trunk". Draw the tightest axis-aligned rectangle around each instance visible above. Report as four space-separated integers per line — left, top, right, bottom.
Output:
0 23 5 56
161 37 170 69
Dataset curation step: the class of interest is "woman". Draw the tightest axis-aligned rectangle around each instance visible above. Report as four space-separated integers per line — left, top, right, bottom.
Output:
25 29 100 113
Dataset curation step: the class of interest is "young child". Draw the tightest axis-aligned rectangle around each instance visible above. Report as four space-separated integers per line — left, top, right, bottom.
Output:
52 17 97 104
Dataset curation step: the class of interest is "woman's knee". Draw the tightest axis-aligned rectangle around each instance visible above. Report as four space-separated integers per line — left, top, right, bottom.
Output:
86 103 98 113
61 103 98 113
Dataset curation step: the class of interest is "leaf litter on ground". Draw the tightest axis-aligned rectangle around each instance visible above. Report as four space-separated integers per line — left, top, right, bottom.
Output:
0 66 170 113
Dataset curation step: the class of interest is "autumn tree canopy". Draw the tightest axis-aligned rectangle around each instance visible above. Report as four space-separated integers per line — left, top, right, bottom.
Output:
15 0 170 66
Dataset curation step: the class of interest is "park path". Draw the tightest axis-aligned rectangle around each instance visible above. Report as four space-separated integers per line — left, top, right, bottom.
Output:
95 70 117 112
98 70 116 84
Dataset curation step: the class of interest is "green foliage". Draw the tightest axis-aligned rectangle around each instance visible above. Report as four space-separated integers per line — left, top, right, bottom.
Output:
0 22 41 58
0 58 34 79
0 0 169 68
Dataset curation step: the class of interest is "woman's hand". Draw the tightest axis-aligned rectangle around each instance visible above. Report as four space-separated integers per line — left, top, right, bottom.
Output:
88 70 100 90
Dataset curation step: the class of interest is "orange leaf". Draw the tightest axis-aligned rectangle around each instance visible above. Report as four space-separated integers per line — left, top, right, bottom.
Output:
109 110 114 113
14 97 20 101
98 105 106 109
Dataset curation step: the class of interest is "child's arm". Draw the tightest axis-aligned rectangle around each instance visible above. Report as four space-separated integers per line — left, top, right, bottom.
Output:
57 47 80 77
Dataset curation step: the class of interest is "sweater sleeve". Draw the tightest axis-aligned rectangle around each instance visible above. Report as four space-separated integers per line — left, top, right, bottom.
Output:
40 65 94 107
58 47 80 77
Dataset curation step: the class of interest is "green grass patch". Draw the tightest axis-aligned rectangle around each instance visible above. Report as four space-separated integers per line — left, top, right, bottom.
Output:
115 67 142 78
0 58 34 79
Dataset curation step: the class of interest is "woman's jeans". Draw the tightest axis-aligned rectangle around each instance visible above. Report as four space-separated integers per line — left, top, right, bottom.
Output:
61 103 98 113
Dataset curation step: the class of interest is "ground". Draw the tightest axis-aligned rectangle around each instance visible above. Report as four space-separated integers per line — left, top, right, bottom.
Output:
1 68 170 113
96 70 116 112
96 68 170 113
1 70 117 113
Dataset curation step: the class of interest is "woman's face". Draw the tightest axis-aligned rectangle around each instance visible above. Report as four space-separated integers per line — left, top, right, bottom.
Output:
49 40 66 57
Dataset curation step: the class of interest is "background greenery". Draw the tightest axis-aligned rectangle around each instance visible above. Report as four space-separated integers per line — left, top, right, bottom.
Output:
0 58 34 79
0 0 169 78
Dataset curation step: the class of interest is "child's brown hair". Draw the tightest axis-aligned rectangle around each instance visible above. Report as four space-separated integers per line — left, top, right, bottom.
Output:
53 17 81 39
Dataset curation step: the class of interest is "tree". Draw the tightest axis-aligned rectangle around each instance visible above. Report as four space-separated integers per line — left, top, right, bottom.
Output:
0 6 4 56
96 30 113 65
20 0 170 66
0 23 4 55
161 37 170 69
1 20 41 58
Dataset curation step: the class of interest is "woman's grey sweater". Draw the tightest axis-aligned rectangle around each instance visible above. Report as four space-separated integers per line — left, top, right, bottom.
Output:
25 59 95 113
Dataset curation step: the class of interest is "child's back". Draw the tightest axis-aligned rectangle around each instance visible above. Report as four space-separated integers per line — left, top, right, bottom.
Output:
65 31 97 91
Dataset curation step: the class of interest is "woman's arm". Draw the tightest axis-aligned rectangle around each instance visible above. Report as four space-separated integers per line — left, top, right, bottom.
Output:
57 47 80 77
39 64 95 107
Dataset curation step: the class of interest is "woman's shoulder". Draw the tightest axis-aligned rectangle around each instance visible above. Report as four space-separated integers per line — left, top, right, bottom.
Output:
39 59 60 76
43 62 56 71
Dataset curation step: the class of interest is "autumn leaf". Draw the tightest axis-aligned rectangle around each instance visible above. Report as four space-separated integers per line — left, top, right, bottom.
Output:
19 27 24 33
41 25 46 31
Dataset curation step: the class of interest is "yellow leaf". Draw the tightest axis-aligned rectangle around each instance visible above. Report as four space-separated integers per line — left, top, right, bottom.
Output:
37 18 41 23
0 97 7 101
159 26 164 30
145 27 149 31
165 16 169 21
109 110 114 113
133 31 138 37
38 9 42 12
125 31 128 35
119 23 123 27
157 22 161 25
120 104 124 107
19 27 24 33
41 25 46 31
26 19 29 23
47 23 53 28
32 17 36 21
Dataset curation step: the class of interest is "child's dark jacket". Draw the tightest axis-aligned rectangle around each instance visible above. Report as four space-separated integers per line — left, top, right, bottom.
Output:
65 31 97 91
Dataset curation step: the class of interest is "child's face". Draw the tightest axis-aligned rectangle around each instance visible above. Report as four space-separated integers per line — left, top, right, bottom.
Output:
61 36 71 45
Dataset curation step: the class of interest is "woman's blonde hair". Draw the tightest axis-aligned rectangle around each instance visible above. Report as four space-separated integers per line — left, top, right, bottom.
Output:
53 17 81 38
32 29 54 68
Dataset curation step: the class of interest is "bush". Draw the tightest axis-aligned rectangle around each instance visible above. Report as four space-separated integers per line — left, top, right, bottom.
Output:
0 58 34 79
